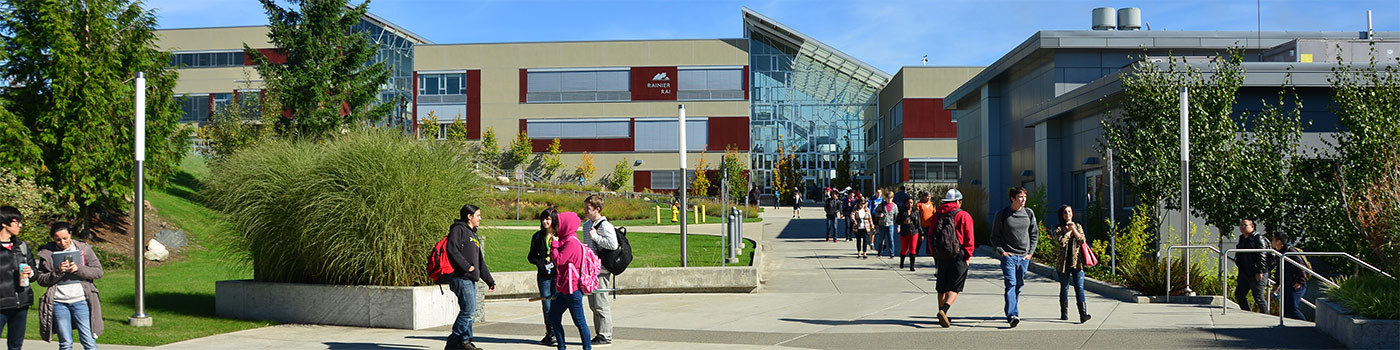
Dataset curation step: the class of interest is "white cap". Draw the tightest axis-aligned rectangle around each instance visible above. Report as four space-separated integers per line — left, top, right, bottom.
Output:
941 189 963 202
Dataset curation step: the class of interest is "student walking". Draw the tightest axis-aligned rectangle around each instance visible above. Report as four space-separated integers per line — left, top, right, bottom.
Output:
1233 219 1271 314
824 191 842 243
896 198 922 271
581 195 618 346
528 209 561 346
443 205 496 350
931 189 975 328
792 190 801 218
851 199 873 259
36 222 104 350
547 212 595 350
991 187 1037 328
1270 232 1311 321
915 192 937 256
1051 205 1092 324
877 192 897 258
841 190 855 241
0 206 35 350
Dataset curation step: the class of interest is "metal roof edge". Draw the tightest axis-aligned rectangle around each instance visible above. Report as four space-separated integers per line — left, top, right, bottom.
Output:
741 7 892 83
417 38 746 47
362 11 432 44
943 31 1045 109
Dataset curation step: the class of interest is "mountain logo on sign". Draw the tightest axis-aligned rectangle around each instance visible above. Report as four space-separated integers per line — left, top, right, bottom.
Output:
652 72 670 81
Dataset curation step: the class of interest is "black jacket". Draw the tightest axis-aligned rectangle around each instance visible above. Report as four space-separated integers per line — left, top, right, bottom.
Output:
1235 233 1270 275
1274 245 1310 288
446 222 494 287
0 239 35 310
896 210 922 236
824 198 841 219
527 229 556 280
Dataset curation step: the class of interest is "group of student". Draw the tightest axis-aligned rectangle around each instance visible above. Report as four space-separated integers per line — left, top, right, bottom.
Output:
436 196 619 350
0 206 105 350
1232 218 1312 321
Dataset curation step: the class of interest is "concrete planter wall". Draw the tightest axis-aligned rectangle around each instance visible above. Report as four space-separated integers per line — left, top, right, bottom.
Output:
216 239 762 330
1315 298 1399 349
1025 257 1147 303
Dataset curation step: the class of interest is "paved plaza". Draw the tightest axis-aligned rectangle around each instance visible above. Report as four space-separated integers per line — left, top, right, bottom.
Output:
57 205 1338 349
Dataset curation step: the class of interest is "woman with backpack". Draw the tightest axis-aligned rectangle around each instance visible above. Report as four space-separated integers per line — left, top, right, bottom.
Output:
852 198 873 259
528 208 560 347
548 212 595 350
896 198 921 271
1051 205 1091 323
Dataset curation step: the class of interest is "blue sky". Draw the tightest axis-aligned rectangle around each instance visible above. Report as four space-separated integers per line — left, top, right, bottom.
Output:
152 0 1399 74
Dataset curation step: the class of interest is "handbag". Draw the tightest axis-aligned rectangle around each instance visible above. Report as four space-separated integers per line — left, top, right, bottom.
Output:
1080 241 1099 267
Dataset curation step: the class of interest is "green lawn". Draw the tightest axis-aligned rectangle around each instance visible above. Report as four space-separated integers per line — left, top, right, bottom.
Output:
484 216 762 228
479 229 756 273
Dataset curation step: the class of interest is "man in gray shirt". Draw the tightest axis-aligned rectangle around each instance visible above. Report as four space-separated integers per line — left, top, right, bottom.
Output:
581 195 618 346
990 186 1036 328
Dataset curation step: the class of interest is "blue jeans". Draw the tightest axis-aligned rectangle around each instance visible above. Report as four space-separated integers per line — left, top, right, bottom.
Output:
448 277 478 345
1284 284 1307 320
538 278 557 336
881 225 896 256
826 218 838 240
0 307 25 350
55 300 96 350
547 291 591 350
1059 269 1086 308
1000 255 1030 319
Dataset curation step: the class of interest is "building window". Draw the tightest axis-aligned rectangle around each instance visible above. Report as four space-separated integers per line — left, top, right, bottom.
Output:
526 69 630 102
908 161 958 182
650 170 696 190
634 119 706 152
678 68 744 100
418 73 467 105
890 101 903 132
236 90 262 120
526 119 630 139
177 94 211 123
212 93 234 112
168 51 244 69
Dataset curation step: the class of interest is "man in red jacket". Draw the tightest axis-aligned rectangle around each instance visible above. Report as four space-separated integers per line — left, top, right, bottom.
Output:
933 189 975 328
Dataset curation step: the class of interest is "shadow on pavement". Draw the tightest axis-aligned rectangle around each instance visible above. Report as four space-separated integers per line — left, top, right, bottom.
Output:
1204 327 1342 349
774 218 829 239
324 342 427 349
780 317 937 329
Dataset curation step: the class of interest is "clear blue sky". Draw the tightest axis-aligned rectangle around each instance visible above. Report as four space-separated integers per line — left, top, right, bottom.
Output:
152 0 1400 74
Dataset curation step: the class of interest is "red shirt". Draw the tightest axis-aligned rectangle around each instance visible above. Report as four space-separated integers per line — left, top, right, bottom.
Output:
938 201 977 261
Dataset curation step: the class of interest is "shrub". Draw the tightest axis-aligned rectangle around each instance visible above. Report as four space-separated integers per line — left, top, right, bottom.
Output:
1118 256 1221 296
606 158 631 191
1326 274 1400 319
205 128 483 286
0 170 68 238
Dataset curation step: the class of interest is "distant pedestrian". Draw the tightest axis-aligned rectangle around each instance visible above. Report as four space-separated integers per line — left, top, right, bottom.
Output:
0 206 35 350
792 190 801 218
915 192 937 256
893 186 910 214
443 204 496 350
824 191 842 243
877 191 897 258
548 212 595 350
932 189 975 328
852 199 873 259
1051 205 1092 324
528 209 561 346
581 195 618 346
841 190 855 241
36 221 104 350
1270 232 1311 321
896 198 922 271
991 187 1036 328
1233 219 1271 314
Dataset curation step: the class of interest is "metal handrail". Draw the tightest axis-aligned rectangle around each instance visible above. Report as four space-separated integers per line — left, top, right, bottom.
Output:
1165 245 1223 300
1275 251 1396 326
1221 248 1282 315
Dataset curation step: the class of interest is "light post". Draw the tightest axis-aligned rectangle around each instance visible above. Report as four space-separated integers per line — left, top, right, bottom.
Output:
130 72 153 327
1179 86 1193 296
678 104 689 267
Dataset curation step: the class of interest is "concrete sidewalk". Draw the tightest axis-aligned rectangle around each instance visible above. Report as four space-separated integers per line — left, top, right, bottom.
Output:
141 205 1336 349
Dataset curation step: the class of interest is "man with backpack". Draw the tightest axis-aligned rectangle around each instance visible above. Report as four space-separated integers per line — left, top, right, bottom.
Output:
581 195 618 346
991 187 1036 328
930 189 975 328
441 204 495 350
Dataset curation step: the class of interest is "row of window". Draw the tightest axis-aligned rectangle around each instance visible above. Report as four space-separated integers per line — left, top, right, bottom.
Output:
523 119 708 152
650 170 696 190
523 68 744 103
169 51 245 69
908 161 959 182
176 91 262 123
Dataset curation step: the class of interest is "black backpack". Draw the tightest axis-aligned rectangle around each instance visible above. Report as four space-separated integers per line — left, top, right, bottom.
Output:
931 209 966 261
595 220 633 275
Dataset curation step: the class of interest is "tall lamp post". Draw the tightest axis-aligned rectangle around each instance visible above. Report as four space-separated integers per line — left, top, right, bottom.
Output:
1179 86 1193 296
678 104 689 267
130 72 153 327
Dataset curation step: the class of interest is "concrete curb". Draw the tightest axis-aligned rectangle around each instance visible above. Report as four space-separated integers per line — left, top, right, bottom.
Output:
1316 297 1400 349
1024 257 1148 303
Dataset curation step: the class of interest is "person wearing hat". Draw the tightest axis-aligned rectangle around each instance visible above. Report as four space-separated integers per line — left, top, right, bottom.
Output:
932 189 975 328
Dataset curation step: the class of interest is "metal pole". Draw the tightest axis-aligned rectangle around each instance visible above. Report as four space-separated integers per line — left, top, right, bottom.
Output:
130 72 152 327
721 166 728 267
1108 147 1117 274
1180 86 1192 295
679 104 689 267
1279 254 1286 326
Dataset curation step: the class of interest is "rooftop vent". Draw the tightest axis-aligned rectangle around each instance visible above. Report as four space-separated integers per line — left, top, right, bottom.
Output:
1117 8 1142 31
1092 7 1117 30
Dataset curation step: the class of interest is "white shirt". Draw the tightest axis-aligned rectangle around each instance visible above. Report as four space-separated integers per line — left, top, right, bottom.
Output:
53 245 85 304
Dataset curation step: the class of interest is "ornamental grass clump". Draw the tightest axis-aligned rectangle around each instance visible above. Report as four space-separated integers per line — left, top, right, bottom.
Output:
206 128 482 286
1326 274 1400 320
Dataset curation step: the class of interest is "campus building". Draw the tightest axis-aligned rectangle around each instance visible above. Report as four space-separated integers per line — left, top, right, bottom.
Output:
157 8 981 195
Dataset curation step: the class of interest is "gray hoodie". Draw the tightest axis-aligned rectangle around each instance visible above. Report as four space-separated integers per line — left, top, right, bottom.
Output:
991 207 1038 256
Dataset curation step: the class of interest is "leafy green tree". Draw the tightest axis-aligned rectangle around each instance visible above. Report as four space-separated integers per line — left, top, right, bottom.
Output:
834 138 852 190
690 155 711 197
575 152 596 184
417 110 438 140
538 138 564 180
446 114 469 146
247 0 391 140
476 127 500 169
508 130 532 170
1326 45 1400 273
609 158 632 191
721 146 748 202
0 0 190 227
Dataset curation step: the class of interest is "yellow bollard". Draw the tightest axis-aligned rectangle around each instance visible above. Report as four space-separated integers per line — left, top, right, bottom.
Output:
655 206 662 224
701 205 707 223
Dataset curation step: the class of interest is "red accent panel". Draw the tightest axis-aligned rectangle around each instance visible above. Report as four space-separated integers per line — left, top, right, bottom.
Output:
706 117 750 151
519 69 528 103
902 159 911 182
252 49 288 65
630 66 678 101
742 65 750 100
467 70 482 139
519 119 527 133
532 138 634 153
411 71 419 137
902 98 956 139
633 171 652 192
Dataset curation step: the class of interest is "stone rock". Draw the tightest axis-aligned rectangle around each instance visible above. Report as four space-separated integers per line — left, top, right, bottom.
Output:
145 239 169 261
496 176 510 183
155 228 188 250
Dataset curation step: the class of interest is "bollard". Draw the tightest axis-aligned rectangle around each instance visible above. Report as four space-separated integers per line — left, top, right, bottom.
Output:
701 205 707 223
655 206 662 224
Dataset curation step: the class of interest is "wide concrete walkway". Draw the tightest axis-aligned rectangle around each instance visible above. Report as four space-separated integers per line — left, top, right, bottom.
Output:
134 205 1333 349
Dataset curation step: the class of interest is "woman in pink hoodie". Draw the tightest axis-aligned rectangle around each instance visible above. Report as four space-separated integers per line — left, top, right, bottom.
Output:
547 212 592 350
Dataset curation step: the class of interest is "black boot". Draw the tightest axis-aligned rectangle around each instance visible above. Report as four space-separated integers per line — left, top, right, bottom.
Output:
1060 301 1069 321
909 256 916 272
899 256 906 269
1079 300 1092 323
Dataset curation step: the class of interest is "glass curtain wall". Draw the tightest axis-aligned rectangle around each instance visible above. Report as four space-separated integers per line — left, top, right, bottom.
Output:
354 19 417 130
746 31 881 198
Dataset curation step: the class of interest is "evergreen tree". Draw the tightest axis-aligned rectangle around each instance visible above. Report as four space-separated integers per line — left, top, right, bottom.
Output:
477 127 500 169
0 0 189 225
835 138 852 190
247 0 391 139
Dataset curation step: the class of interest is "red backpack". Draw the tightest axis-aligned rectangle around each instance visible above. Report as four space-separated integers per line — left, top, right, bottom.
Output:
427 235 454 283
